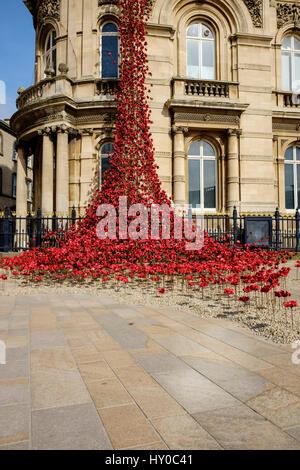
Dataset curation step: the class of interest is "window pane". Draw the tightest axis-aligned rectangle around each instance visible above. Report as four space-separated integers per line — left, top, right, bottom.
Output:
201 24 213 39
102 23 118 33
101 157 111 186
187 23 199 38
285 164 294 209
282 36 291 50
52 48 57 71
188 141 201 156
101 143 114 155
282 52 292 90
202 40 215 79
46 36 51 51
102 36 119 78
285 147 293 160
297 148 300 161
204 160 216 209
202 141 215 157
187 39 199 78
188 159 201 208
295 37 300 51
294 53 300 92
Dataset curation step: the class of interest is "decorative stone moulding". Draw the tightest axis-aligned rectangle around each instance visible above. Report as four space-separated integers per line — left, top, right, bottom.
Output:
242 0 263 28
150 0 263 26
277 2 300 28
98 0 119 16
37 0 60 25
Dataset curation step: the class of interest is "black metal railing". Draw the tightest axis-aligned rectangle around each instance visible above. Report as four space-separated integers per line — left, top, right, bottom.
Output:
0 207 82 253
0 206 300 253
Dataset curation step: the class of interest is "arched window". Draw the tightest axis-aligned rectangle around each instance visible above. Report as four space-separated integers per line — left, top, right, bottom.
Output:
187 22 215 79
282 35 300 91
188 140 217 210
100 23 119 78
285 145 300 210
44 30 57 75
100 142 114 189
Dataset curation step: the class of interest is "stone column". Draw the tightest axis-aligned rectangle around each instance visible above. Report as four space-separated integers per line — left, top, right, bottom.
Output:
173 126 187 205
56 125 70 215
227 129 240 211
40 128 54 215
16 143 27 216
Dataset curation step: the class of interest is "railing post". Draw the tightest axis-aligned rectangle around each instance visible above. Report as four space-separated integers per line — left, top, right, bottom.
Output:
3 207 9 253
233 206 238 245
296 207 300 252
52 212 57 233
36 208 42 248
275 207 280 251
72 206 76 227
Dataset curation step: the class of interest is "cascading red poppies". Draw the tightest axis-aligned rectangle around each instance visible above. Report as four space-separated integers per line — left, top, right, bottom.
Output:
0 0 297 316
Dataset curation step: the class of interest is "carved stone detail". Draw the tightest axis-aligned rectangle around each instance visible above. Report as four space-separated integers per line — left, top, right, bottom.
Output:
277 2 300 28
243 0 263 28
37 0 61 25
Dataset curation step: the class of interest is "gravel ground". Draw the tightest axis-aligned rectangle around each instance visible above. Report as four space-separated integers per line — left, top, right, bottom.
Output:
0 268 299 345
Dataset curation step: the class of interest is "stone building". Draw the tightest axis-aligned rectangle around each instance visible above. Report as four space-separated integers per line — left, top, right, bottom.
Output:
0 119 18 211
10 0 300 216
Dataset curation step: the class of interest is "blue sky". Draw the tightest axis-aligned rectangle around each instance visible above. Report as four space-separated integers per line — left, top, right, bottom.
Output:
0 1 35 119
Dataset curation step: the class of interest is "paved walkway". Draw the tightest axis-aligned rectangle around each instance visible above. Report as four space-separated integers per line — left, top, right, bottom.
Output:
0 293 300 450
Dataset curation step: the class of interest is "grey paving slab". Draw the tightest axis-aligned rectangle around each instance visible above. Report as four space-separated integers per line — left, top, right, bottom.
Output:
0 360 29 380
202 327 282 357
193 405 300 450
155 334 210 356
218 375 274 402
30 331 67 350
182 354 259 383
152 368 240 414
0 404 30 445
0 383 30 406
96 314 148 350
111 306 143 319
127 317 160 326
7 328 28 337
6 347 29 362
32 403 113 450
133 353 189 374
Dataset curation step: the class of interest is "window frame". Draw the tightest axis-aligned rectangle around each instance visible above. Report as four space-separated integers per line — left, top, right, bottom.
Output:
188 139 218 213
26 179 32 202
100 21 120 79
99 142 114 190
186 21 216 80
44 29 57 76
12 173 17 199
281 35 300 92
284 145 300 211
